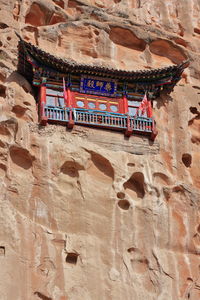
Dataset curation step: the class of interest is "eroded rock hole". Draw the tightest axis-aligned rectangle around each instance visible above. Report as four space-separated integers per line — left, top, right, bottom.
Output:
0 84 6 98
172 185 184 193
61 161 83 177
118 200 130 210
182 153 192 168
10 146 35 170
0 23 9 29
194 28 200 35
149 39 187 64
127 163 135 167
34 292 52 300
89 151 114 181
23 101 31 106
190 107 198 114
25 3 47 26
124 172 145 198
0 246 5 256
117 192 125 199
66 252 78 264
12 105 27 117
94 29 100 36
153 172 170 185
127 247 135 253
49 13 66 26
109 26 146 51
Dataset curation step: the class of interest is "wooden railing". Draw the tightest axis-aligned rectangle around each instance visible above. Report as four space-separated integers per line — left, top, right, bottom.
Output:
44 106 68 122
73 108 127 129
129 116 153 132
42 105 155 136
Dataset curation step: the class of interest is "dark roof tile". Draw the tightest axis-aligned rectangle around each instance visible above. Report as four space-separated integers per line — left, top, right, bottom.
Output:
17 37 189 82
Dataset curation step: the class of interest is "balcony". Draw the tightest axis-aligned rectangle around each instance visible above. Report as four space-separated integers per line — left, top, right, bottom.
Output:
41 105 157 140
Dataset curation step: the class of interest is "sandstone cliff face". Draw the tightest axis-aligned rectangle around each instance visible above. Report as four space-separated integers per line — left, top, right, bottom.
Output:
0 1 200 300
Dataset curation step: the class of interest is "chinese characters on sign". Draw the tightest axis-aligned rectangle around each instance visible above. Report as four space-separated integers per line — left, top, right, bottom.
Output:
80 76 117 97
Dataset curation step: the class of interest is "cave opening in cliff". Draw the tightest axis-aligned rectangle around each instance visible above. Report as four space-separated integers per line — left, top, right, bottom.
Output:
118 199 130 210
182 153 192 168
0 246 5 256
65 252 79 264
0 84 6 98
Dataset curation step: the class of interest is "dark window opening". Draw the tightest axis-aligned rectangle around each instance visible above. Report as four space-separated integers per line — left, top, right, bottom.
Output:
0 246 5 256
65 252 79 264
182 153 192 168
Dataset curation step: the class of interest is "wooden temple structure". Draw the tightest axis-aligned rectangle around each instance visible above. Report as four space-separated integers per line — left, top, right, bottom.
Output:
17 36 189 140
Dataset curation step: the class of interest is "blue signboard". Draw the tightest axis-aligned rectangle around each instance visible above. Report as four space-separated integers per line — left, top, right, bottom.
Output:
80 75 117 97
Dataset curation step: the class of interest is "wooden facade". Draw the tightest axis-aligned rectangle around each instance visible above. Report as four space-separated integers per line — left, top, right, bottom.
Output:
17 35 189 140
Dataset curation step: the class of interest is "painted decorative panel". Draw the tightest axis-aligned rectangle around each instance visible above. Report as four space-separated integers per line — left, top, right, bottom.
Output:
80 75 117 97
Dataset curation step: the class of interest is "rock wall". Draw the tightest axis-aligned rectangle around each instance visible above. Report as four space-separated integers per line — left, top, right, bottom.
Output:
0 1 200 299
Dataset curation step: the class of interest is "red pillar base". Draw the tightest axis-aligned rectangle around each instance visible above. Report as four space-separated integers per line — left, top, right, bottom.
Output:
125 127 132 137
40 116 48 126
150 128 158 141
125 115 132 137
67 120 74 129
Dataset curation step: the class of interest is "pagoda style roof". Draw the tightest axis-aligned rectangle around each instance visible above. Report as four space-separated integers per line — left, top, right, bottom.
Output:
17 35 189 84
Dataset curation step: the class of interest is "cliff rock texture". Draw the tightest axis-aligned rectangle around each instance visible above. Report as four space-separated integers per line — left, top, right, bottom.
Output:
0 1 200 299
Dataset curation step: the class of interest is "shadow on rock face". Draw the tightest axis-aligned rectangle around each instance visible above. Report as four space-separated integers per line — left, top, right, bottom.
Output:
9 146 35 170
60 160 84 177
6 71 33 94
124 172 145 199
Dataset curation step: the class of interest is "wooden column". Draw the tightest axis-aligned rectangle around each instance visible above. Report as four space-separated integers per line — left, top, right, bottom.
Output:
40 77 48 126
66 88 74 129
123 93 132 137
66 88 72 107
63 78 68 107
122 94 128 114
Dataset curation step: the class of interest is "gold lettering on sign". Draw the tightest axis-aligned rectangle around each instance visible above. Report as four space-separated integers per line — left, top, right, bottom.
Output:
87 80 95 88
96 81 104 88
105 82 112 91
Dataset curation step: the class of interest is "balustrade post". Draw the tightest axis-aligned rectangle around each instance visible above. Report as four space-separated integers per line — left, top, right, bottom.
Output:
125 115 132 137
150 118 158 141
40 77 48 126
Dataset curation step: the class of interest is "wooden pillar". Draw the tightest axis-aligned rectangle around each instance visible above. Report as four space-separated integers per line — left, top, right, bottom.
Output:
40 77 48 126
63 77 68 107
66 87 72 107
123 94 128 114
123 93 132 137
66 87 74 129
